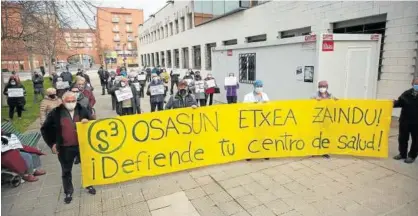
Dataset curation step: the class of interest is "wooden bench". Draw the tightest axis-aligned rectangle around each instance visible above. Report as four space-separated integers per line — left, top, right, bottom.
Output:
1 121 41 147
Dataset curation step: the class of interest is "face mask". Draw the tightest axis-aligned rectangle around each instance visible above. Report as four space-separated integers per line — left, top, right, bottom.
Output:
153 77 159 82
111 77 115 80
185 73 189 76
255 87 263 94
130 78 135 81
10 81 16 85
121 82 127 87
179 89 187 96
64 102 76 111
48 94 56 99
319 87 327 93
413 84 418 91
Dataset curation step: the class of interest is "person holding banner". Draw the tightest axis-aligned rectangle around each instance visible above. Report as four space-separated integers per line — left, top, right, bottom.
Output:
166 79 198 109
393 77 418 164
204 73 217 106
129 72 142 114
190 71 206 106
41 91 96 204
3 76 26 120
224 73 239 104
138 71 147 98
243 80 269 103
39 88 62 126
110 77 139 116
147 73 166 112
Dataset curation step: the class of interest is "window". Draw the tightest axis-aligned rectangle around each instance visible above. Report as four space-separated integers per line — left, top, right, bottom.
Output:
333 14 387 80
157 30 160 40
174 49 180 68
181 17 186 32
156 52 160 66
205 43 216 70
175 20 179 34
192 45 201 69
161 51 165 67
165 25 169 37
161 27 164 38
151 53 155 67
280 27 311 39
246 34 266 43
170 22 173 35
188 13 193 29
182 47 190 69
223 39 237 46
167 50 172 68
194 0 250 26
239 53 256 84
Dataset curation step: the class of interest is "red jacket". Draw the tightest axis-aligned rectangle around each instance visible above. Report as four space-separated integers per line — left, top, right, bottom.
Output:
116 68 121 75
82 89 96 108
1 145 45 175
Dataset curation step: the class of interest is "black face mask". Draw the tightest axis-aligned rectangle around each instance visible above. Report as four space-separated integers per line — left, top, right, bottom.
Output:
48 94 56 99
179 89 187 96
111 77 115 80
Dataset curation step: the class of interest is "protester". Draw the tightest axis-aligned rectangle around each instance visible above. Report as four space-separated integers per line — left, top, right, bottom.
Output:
243 80 269 103
116 66 121 76
40 66 46 76
138 71 146 98
51 71 59 88
110 77 139 116
129 72 141 114
393 77 418 164
76 69 83 77
190 71 206 106
32 71 44 103
120 68 127 77
204 73 217 106
189 69 195 79
152 66 159 76
3 76 26 120
98 66 110 95
11 71 21 83
166 80 198 110
160 69 170 98
39 88 62 126
40 91 96 204
146 67 152 82
60 69 73 84
75 76 96 108
311 80 337 159
147 73 165 112
55 77 68 98
1 131 46 182
225 73 239 104
170 70 180 95
107 72 118 110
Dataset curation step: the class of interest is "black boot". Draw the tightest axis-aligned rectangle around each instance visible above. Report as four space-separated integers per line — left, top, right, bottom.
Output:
74 156 80 165
64 193 73 204
86 186 96 195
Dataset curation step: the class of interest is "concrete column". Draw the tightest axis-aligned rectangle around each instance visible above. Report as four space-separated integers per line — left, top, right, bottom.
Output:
165 50 169 69
189 46 194 70
159 51 163 67
171 49 176 68
201 44 206 72
179 47 184 69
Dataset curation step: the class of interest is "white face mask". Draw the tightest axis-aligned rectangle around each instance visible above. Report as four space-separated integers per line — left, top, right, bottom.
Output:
10 81 16 85
64 102 76 111
319 87 327 93
130 78 135 81
121 82 127 87
255 87 263 93
153 77 159 81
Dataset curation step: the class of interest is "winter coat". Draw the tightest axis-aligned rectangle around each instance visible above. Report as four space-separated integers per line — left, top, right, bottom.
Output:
165 92 197 110
1 143 44 175
204 77 216 94
109 83 139 115
60 71 73 83
130 79 142 113
146 80 165 103
394 88 418 124
39 96 62 125
3 83 26 107
189 79 205 100
32 75 44 90
98 70 110 85
81 89 96 108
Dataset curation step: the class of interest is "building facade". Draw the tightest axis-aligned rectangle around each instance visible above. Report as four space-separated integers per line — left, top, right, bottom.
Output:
138 0 418 103
97 7 144 67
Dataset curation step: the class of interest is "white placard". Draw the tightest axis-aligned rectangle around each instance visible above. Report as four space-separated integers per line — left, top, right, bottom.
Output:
172 70 181 75
195 81 205 93
149 85 165 96
7 88 24 97
224 77 237 86
133 83 140 91
56 81 70 89
185 79 193 85
206 79 216 88
1 134 23 153
115 87 133 102
138 74 146 81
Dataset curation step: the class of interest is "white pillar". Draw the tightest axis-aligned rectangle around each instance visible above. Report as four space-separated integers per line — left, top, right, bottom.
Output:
189 46 193 70
159 51 163 67
179 48 184 69
165 50 169 69
171 49 176 68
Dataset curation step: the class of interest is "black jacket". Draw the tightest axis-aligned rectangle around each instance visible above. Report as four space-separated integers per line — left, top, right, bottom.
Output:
40 103 92 151
394 88 418 124
32 75 44 89
98 69 110 85
109 83 139 115
3 83 26 106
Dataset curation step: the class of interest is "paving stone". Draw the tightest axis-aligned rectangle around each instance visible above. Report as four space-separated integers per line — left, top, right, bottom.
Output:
230 212 251 216
226 186 250 199
236 194 262 210
196 205 226 216
191 196 216 212
125 201 151 216
218 200 245 215
247 205 275 216
252 191 278 203
102 196 124 212
209 191 233 204
55 209 80 216
39 185 62 197
103 207 127 216
194 176 214 186
265 199 294 215
201 183 224 195
242 182 266 194
185 187 206 200
80 201 102 216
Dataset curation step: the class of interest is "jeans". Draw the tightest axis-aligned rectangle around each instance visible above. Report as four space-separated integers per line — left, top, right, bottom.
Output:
227 96 237 104
9 105 23 119
101 84 106 95
20 152 41 174
170 80 179 95
139 86 145 98
58 146 79 194
206 93 214 106
196 99 206 107
398 123 418 158
151 102 164 112
122 107 134 116
111 95 117 110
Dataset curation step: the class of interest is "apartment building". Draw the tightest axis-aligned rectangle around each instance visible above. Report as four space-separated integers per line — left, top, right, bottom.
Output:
97 7 144 67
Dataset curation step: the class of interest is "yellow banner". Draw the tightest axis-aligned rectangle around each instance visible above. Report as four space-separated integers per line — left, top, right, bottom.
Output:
77 100 393 187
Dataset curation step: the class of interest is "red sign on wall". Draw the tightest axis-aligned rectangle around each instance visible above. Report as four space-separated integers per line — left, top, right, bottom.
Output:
322 41 334 52
227 50 232 56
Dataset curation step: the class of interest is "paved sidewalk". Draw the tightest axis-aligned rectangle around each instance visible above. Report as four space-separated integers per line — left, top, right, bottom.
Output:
2 72 418 216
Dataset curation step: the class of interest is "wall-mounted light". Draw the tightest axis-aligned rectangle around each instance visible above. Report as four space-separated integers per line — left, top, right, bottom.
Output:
166 0 174 4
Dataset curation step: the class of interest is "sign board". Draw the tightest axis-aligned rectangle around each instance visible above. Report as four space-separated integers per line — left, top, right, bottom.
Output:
225 77 237 86
150 85 165 96
56 81 70 90
206 79 216 88
322 41 334 52
371 34 380 41
138 74 146 81
323 34 333 41
115 87 133 102
7 88 24 97
195 81 205 93
133 83 141 91
185 79 193 85
227 50 233 56
304 34 316 42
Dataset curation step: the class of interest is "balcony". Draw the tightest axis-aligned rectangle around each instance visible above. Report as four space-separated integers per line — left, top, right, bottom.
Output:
112 28 119 33
112 17 119 23
113 38 120 42
125 18 132 23
126 29 133 33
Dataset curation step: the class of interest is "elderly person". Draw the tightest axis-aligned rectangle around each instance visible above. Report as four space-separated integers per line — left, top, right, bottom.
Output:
107 72 118 110
98 66 109 95
110 77 139 116
138 71 147 98
128 72 141 114
166 80 198 110
225 73 239 104
3 76 26 120
39 88 62 126
32 71 44 103
147 73 165 112
190 71 206 106
393 77 418 164
204 73 217 106
74 76 96 109
40 91 96 204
